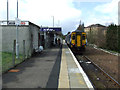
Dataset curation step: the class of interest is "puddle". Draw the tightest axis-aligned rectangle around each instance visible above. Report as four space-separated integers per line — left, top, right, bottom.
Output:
68 68 80 73
66 51 70 54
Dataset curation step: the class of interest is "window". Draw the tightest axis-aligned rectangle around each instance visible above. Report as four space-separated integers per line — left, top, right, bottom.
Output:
72 35 75 40
82 35 85 40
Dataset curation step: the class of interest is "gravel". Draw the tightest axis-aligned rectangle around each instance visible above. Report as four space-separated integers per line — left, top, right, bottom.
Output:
83 46 119 82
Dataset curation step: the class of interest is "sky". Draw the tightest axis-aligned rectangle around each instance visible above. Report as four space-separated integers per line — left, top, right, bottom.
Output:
0 0 119 34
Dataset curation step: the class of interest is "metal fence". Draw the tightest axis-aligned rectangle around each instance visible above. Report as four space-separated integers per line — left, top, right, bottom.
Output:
2 40 27 73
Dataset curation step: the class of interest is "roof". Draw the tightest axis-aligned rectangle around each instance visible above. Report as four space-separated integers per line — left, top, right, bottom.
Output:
85 24 106 28
72 29 84 33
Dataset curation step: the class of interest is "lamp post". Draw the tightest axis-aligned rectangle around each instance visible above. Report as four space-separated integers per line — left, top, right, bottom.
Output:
16 0 19 59
17 0 18 18
52 16 54 27
7 0 9 24
58 20 60 27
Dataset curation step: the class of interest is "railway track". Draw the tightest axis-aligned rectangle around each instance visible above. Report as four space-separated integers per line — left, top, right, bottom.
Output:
75 54 120 89
83 56 120 88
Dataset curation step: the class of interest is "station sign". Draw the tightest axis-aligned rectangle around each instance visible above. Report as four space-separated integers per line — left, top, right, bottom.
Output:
40 27 61 32
0 21 29 25
15 18 21 25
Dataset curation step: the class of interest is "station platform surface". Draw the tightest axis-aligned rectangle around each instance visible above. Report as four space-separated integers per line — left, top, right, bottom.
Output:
58 41 94 89
2 41 94 89
3 46 62 88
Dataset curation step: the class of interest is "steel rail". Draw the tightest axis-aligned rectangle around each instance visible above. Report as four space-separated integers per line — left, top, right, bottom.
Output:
83 56 120 88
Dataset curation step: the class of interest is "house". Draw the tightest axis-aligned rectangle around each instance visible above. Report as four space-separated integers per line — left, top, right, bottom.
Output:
85 24 107 36
84 24 107 47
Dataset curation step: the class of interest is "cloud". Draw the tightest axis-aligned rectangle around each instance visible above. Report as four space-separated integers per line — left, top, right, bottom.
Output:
73 0 111 2
95 0 119 13
20 0 82 27
0 0 82 34
83 0 119 27
85 15 116 26
94 0 119 25
1 0 119 34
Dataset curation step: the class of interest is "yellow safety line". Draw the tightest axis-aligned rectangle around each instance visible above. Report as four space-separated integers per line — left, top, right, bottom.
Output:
58 46 70 88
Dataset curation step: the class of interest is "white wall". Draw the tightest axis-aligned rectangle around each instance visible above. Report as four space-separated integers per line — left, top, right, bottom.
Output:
29 24 39 50
2 25 32 57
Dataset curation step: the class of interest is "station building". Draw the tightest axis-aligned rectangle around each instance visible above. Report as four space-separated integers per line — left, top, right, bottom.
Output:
40 27 62 49
0 20 62 58
0 21 40 58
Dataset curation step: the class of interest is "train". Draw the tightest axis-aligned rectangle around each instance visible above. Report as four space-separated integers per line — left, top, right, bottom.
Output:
65 30 87 51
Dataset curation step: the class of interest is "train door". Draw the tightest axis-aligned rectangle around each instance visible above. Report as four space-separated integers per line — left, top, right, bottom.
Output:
81 33 86 46
71 32 76 47
76 34 81 47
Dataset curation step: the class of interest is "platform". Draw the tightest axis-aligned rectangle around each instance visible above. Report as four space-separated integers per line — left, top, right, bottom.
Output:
2 41 94 89
3 46 62 88
58 40 94 89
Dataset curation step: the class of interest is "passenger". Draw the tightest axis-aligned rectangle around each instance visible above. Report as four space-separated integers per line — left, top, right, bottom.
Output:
58 38 61 46
55 38 57 45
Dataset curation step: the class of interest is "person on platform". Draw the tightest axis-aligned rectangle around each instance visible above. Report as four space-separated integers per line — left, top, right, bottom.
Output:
58 38 61 46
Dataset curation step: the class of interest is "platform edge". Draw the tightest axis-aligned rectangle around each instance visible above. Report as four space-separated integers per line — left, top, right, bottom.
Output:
68 47 94 90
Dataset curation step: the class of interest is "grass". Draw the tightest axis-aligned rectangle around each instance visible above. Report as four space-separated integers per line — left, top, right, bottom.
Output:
1 52 23 72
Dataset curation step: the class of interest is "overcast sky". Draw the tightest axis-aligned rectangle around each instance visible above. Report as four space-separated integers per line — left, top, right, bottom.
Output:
0 0 119 34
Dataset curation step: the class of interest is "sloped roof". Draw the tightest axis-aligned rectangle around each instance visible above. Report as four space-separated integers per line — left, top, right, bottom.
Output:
72 29 84 33
85 24 106 28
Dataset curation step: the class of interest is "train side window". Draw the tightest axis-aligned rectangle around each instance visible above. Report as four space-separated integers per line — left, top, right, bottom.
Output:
72 35 75 40
82 35 85 40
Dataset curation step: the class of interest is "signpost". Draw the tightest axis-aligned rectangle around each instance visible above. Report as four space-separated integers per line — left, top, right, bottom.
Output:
15 17 21 59
15 18 21 25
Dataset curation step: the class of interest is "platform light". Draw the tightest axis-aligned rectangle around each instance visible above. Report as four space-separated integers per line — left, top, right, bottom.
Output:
17 0 18 18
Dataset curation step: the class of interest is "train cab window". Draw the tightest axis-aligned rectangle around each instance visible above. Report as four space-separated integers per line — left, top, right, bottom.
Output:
82 35 85 40
72 35 75 40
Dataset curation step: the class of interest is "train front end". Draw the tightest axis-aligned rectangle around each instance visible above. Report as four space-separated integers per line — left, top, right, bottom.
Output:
70 31 87 51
